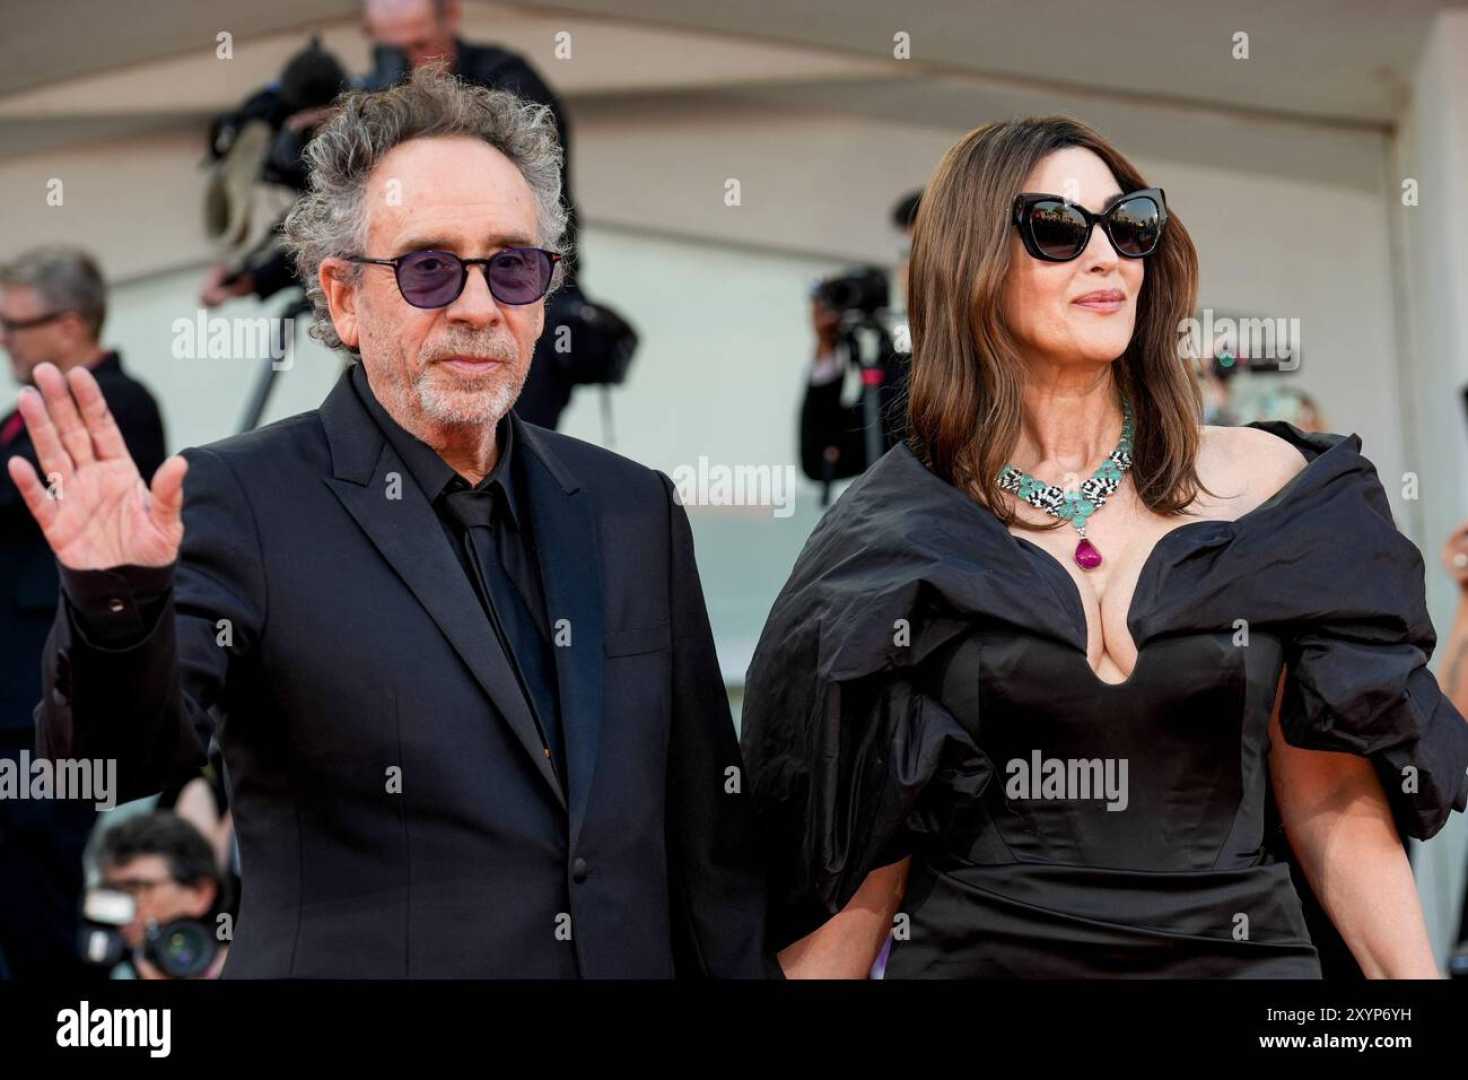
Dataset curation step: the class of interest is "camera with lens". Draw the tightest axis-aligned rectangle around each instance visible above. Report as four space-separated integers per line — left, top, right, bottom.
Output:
78 887 220 979
205 36 348 196
814 266 890 318
203 37 349 262
141 917 220 979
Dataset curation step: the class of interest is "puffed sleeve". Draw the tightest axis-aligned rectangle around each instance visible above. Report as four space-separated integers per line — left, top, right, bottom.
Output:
740 441 1026 951
1277 481 1468 840
742 622 993 951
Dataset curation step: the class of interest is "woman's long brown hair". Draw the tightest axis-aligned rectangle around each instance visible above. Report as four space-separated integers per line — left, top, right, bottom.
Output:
906 116 1210 531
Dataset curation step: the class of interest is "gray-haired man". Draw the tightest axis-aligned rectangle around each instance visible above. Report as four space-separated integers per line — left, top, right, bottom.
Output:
11 68 775 978
0 247 165 981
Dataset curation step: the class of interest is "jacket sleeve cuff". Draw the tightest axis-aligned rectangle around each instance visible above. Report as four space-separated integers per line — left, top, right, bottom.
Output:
59 562 176 649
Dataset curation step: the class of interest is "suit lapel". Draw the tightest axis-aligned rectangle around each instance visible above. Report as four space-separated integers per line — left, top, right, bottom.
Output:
318 368 565 810
514 415 605 849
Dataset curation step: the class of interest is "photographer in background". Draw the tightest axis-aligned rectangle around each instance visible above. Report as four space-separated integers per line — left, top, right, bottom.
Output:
92 813 229 980
198 39 350 309
799 191 918 503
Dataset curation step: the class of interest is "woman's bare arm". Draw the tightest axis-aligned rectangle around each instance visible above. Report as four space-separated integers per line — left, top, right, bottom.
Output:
1434 523 1468 711
776 858 910 978
1267 669 1441 978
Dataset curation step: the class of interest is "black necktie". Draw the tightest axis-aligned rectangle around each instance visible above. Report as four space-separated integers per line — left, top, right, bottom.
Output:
441 487 565 777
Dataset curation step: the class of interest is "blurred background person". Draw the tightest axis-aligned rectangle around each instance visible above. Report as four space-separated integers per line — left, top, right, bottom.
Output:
88 812 229 980
1194 349 1241 425
196 39 351 314
799 190 918 502
0 247 165 983
1237 383 1326 433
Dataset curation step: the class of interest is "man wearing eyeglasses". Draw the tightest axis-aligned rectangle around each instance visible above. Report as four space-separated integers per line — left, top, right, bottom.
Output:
95 812 229 980
12 69 775 979
0 247 165 983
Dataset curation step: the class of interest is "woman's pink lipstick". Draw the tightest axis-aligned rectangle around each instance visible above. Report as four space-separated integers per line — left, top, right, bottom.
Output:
1073 289 1126 313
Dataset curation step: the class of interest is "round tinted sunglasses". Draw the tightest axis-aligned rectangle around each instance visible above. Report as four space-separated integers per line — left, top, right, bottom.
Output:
346 247 561 309
1012 187 1167 262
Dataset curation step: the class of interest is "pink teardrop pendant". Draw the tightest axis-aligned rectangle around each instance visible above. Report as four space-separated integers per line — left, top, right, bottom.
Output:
1074 537 1102 570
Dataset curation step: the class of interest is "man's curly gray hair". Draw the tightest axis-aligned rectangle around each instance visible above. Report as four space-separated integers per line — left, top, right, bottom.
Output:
282 63 569 353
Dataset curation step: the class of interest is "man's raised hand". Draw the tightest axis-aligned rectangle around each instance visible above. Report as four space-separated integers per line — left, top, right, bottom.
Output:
5 362 187 570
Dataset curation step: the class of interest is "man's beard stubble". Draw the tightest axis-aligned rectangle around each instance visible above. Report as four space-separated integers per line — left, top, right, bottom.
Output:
400 331 528 429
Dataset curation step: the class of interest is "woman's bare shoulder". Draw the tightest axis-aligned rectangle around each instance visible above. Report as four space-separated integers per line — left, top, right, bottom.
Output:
1197 424 1309 510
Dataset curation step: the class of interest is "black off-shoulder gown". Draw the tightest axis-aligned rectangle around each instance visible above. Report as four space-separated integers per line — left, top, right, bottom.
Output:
741 422 1468 978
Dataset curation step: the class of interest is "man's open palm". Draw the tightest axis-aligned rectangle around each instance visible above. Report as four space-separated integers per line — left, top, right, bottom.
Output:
5 362 187 570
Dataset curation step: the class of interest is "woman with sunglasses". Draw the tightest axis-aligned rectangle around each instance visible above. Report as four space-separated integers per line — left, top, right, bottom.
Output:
741 117 1468 978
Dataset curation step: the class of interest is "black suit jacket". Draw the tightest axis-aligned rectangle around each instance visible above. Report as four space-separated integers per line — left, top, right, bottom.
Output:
1 352 165 733
35 365 773 978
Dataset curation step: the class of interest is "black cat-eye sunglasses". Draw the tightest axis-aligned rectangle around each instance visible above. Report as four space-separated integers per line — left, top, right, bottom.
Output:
1011 187 1167 262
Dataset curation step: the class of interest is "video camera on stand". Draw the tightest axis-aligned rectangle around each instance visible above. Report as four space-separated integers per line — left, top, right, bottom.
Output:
812 266 911 499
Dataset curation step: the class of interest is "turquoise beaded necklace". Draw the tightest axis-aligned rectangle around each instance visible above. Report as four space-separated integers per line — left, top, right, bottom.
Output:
996 397 1135 570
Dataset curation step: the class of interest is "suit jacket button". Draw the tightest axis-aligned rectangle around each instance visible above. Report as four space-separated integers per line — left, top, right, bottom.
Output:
572 857 588 883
